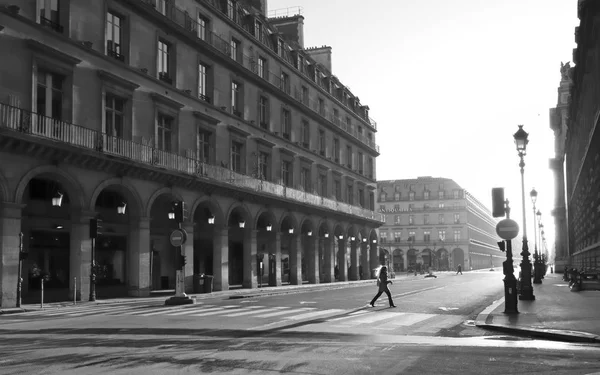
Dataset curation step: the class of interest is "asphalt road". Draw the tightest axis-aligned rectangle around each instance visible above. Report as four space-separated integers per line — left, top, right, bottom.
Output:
1 270 599 374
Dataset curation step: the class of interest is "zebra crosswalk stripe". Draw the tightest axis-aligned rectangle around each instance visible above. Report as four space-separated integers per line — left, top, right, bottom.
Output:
283 309 344 321
223 307 286 317
64 304 154 317
189 306 241 317
165 305 230 316
258 307 314 318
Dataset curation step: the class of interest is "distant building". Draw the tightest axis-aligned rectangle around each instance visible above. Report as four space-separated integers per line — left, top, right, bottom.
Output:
561 0 600 270
0 0 382 308
376 177 502 273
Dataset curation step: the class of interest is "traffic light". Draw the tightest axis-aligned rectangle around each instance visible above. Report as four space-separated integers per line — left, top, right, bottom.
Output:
19 251 29 260
491 188 505 218
177 253 186 269
497 241 506 252
173 201 188 223
90 218 103 239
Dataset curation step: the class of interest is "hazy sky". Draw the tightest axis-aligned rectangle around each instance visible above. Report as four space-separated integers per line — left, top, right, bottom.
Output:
269 0 578 256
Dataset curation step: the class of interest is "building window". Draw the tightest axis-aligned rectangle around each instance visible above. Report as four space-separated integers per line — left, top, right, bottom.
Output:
156 114 173 152
301 86 309 105
36 70 64 120
301 120 310 147
346 145 352 168
409 191 415 201
258 57 266 78
259 96 269 128
438 191 444 199
106 11 124 61
157 39 172 84
439 230 446 242
380 232 388 243
318 98 325 116
258 151 268 180
230 38 240 62
424 231 431 242
408 204 414 211
280 72 290 94
394 215 401 224
454 213 460 224
438 214 444 224
334 180 341 200
424 191 430 200
358 152 364 174
227 0 236 20
105 94 124 138
277 39 285 57
423 214 429 224
197 129 211 163
38 0 62 33
230 141 243 173
439 203 445 209
453 190 460 199
453 230 461 241
300 167 310 191
333 138 340 162
408 232 416 242
394 231 401 242
318 129 326 155
394 192 400 200
254 20 263 40
231 81 241 116
333 108 340 125
197 14 207 40
198 63 209 102
318 174 327 196
282 108 291 139
346 184 353 204
408 215 414 225
281 160 292 186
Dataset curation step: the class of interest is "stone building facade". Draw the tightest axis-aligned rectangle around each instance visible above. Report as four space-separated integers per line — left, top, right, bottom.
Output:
376 177 503 274
0 0 383 307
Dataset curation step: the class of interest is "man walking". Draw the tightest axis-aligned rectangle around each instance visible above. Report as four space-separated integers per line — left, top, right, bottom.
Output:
456 264 463 275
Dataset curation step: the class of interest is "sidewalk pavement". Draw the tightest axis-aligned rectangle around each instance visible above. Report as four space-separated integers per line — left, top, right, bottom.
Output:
475 273 600 344
0 271 452 315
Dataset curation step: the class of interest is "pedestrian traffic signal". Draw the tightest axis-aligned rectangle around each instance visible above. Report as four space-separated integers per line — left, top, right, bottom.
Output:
178 253 186 268
491 188 505 218
90 218 103 239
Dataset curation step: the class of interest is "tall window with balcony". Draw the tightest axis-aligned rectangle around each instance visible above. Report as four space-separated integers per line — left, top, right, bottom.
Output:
380 232 388 243
254 20 263 41
281 160 292 187
333 138 340 162
454 213 460 224
394 232 401 242
198 63 209 103
424 231 431 242
280 72 290 94
334 180 341 201
197 129 211 163
346 184 354 204
394 191 400 200
156 114 173 153
231 81 241 117
358 188 364 207
105 94 124 143
408 204 414 211
38 0 62 33
106 11 124 62
318 98 325 116
277 39 285 58
346 117 352 131
226 0 236 21
281 108 291 140
197 13 207 40
318 129 326 156
333 108 340 126
156 0 170 15
36 71 64 125
453 230 461 241
230 141 243 173
157 40 172 84
258 152 268 180
424 190 430 200
300 168 311 192
408 215 414 225
318 174 327 196
368 157 374 179
230 38 240 62
258 57 266 79
409 191 415 200
424 214 429 224
346 146 352 168
358 152 363 174
439 230 446 242
301 120 310 148
438 191 444 199
301 86 309 105
438 214 445 224
394 215 401 224
408 231 416 242
259 96 269 129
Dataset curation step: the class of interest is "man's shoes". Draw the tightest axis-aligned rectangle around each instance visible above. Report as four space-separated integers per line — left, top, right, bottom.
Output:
368 303 374 308
390 305 396 308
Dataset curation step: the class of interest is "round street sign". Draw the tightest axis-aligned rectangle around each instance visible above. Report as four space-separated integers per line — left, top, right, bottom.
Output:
496 219 519 240
170 229 185 247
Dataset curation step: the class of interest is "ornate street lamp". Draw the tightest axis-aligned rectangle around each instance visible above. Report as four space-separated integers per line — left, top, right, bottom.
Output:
514 125 535 300
530 189 542 284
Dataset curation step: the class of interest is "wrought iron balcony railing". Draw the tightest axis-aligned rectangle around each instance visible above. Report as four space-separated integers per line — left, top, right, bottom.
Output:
0 103 384 223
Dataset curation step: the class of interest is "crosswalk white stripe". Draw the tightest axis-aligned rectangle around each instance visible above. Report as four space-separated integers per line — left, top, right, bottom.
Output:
386 313 436 327
258 307 314 318
348 311 399 324
63 304 159 317
163 305 231 316
283 309 343 321
223 307 285 317
326 310 369 322
114 306 188 316
189 306 241 317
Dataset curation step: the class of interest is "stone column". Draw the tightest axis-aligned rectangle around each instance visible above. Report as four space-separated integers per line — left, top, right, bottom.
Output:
243 229 258 289
183 223 194 293
128 216 151 297
360 242 369 279
403 252 408 272
350 239 359 280
550 157 568 269
307 234 319 284
337 238 347 281
369 243 379 278
322 236 334 282
290 234 302 285
273 231 282 286
213 227 229 291
0 203 23 308
70 211 94 301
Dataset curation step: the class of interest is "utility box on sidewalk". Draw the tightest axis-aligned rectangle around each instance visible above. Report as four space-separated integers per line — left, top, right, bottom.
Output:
199 274 213 294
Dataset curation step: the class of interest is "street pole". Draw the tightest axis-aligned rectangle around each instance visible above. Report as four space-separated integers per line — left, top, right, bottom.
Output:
16 232 23 308
502 200 518 314
532 203 541 284
89 237 96 301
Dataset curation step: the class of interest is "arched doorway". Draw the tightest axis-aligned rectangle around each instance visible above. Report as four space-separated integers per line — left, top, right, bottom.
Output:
452 248 465 270
421 249 432 269
193 202 218 291
227 208 247 287
256 211 277 287
393 249 404 272
21 177 73 303
93 189 130 298
149 193 180 291
407 248 417 270
437 248 450 271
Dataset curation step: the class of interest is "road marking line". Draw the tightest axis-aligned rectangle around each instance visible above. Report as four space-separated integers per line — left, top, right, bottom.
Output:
326 310 369 322
352 312 400 324
387 313 436 327
189 306 242 317
283 309 344 321
258 308 312 318
224 307 285 317
64 304 158 317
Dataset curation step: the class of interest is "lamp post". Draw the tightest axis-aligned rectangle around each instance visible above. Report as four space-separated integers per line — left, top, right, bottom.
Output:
537 211 544 281
513 125 535 300
530 189 542 284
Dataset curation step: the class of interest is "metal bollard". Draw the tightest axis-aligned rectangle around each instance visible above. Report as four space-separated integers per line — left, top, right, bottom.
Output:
74 277 77 305
40 278 44 309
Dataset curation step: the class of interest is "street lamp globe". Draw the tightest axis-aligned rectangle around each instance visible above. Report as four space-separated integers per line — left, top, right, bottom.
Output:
513 125 529 155
530 188 537 204
536 209 542 222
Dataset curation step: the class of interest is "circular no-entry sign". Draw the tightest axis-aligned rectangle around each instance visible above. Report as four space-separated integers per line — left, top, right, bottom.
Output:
170 229 186 247
496 219 519 240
